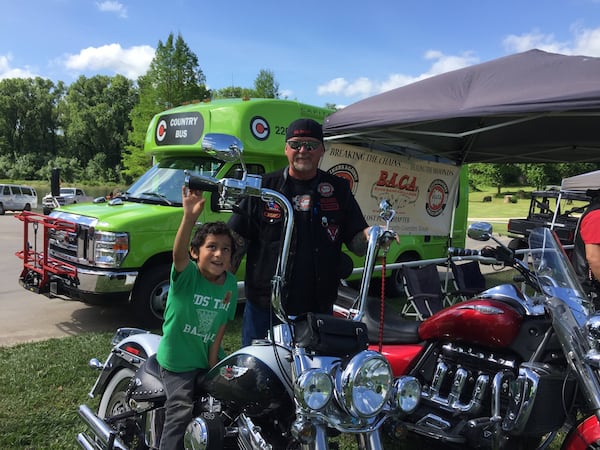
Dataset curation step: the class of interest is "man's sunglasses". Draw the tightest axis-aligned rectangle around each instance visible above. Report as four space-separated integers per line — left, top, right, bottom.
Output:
286 140 322 152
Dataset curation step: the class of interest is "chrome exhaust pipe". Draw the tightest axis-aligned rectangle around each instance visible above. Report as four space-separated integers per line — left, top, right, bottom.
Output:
77 404 128 450
76 431 99 450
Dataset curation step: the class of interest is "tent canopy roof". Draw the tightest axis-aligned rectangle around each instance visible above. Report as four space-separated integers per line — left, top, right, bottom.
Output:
323 50 600 165
561 170 600 191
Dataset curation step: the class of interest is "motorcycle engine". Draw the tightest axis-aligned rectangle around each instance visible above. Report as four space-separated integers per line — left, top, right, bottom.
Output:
404 341 575 447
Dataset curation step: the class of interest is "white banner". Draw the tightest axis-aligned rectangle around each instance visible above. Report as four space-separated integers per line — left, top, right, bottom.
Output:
320 143 460 236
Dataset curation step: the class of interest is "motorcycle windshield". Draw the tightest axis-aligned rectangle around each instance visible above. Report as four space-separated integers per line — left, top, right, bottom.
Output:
528 227 588 307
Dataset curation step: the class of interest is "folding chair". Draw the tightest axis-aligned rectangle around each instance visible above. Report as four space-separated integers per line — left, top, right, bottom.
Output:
449 260 486 301
401 263 448 320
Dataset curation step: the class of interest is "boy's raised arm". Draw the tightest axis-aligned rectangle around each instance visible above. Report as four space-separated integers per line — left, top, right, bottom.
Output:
173 186 205 272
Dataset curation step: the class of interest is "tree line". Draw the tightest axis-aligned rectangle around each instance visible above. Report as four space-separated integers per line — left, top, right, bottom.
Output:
0 33 282 185
469 162 600 193
0 32 597 190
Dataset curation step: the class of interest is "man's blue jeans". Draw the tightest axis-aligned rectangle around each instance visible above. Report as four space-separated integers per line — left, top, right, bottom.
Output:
241 300 280 346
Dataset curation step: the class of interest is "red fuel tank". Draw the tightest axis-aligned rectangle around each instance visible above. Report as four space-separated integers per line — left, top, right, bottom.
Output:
418 299 523 348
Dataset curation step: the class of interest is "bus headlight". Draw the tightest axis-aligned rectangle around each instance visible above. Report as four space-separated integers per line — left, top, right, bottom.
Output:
295 369 333 411
339 351 392 418
93 231 129 267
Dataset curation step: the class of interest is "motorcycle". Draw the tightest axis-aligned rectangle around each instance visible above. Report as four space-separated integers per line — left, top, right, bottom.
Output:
338 221 600 449
76 133 401 450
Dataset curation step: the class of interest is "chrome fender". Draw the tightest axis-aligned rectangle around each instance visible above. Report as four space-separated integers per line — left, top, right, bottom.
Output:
89 330 161 398
113 329 161 357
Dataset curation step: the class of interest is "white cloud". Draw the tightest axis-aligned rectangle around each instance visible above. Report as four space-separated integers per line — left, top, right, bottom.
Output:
279 88 294 99
502 29 570 54
317 51 478 100
0 54 37 79
344 77 374 97
63 44 155 79
570 24 600 56
422 50 479 77
502 25 600 56
318 23 600 103
317 77 348 96
96 1 127 18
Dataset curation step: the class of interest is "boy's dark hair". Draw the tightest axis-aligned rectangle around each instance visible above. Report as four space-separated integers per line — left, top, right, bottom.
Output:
190 221 236 255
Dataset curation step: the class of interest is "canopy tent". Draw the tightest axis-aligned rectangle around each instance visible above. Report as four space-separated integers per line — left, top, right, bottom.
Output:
323 49 600 165
561 170 600 191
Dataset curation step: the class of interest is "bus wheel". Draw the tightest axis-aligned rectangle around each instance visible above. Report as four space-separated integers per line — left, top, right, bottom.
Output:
130 264 170 329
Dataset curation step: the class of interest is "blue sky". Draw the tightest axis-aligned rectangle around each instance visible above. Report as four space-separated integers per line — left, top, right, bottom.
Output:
1 0 600 108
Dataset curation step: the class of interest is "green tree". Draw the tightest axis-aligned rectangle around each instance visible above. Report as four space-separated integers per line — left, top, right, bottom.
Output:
469 163 520 194
253 69 279 98
212 69 279 100
37 156 84 183
213 86 255 99
555 162 600 180
61 75 136 175
0 77 64 167
122 33 209 180
7 154 39 180
149 33 209 109
516 163 556 190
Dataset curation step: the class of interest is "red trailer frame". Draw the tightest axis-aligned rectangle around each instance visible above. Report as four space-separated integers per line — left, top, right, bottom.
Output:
15 211 78 294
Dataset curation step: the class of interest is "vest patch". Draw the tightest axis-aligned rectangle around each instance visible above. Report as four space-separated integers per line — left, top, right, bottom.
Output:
317 182 334 197
263 201 282 219
293 194 312 212
320 197 340 211
326 224 340 242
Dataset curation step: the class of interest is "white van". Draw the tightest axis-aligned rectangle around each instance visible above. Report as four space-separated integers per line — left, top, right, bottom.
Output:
0 184 38 215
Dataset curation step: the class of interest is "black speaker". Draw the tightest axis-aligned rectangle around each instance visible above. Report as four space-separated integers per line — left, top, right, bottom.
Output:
50 168 60 197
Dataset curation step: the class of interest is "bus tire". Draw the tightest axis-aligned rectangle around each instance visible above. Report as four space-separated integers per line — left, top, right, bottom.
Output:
130 263 171 329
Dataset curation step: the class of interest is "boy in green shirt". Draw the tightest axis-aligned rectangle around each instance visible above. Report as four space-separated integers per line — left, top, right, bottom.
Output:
157 186 238 450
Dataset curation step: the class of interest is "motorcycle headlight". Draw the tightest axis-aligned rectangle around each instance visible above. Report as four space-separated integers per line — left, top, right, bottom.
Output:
393 376 421 414
339 351 392 418
295 369 333 411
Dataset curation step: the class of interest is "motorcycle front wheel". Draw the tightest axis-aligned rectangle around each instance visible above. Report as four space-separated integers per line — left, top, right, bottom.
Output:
98 368 147 449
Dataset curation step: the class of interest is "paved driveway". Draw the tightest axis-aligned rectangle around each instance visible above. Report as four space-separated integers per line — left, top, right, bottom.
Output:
0 213 136 347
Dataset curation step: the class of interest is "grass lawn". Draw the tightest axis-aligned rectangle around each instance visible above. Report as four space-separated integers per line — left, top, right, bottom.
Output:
0 319 243 450
467 186 533 235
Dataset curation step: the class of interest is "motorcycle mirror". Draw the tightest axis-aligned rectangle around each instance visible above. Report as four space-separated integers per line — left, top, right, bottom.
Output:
378 199 396 226
467 222 493 241
201 133 244 161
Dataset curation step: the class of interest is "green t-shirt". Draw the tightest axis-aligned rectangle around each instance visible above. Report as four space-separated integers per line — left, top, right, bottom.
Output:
157 261 238 372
